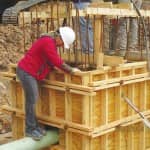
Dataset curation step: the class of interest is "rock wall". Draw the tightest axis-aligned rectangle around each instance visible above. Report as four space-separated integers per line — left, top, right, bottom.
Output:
0 24 34 70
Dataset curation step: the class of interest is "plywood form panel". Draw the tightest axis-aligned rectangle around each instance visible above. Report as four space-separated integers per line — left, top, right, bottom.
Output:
16 82 24 110
8 78 150 131
60 123 148 150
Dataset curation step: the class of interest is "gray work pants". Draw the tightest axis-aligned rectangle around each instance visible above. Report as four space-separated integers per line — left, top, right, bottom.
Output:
116 0 142 51
16 67 39 132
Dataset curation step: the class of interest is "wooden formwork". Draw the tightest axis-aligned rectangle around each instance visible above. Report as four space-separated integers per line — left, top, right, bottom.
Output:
58 123 150 150
0 1 150 149
1 61 150 150
50 145 65 150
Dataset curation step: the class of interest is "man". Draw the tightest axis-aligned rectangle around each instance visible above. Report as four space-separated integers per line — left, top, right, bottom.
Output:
16 26 80 140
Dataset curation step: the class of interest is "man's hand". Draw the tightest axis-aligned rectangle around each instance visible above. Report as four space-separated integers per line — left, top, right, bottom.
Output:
71 67 81 73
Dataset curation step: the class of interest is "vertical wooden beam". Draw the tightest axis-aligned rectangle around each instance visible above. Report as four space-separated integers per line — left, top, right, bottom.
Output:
132 82 140 150
145 80 150 148
115 85 121 150
82 136 90 150
125 83 133 150
93 15 104 68
50 89 56 117
100 89 108 149
65 131 71 150
59 129 66 147
139 81 146 150
66 88 72 122
82 96 90 126
16 83 24 139
10 81 17 139
36 86 42 115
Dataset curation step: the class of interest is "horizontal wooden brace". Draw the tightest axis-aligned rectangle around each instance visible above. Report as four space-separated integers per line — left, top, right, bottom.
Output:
89 73 149 87
0 72 16 79
7 62 148 76
42 84 96 95
90 2 133 10
1 105 93 132
72 8 150 17
93 110 150 136
69 89 96 96
42 84 66 91
43 79 94 92
92 127 116 138
94 77 150 91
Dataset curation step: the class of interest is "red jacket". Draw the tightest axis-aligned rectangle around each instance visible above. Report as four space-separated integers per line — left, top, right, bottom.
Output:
18 36 64 80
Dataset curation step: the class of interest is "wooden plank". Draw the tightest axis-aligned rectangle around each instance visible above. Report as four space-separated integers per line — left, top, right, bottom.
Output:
0 132 13 145
104 55 126 66
0 72 16 78
2 104 150 140
96 52 104 69
94 77 150 91
82 136 90 150
89 2 113 8
10 81 17 139
115 85 121 150
65 131 71 150
43 80 94 92
6 61 148 77
93 110 150 135
113 3 133 9
69 89 96 96
1 105 94 132
82 95 90 126
72 8 150 17
46 72 150 88
139 81 146 150
50 145 65 150
101 89 108 150
93 16 103 68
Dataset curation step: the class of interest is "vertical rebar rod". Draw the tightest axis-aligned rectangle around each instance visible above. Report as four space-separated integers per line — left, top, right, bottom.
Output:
30 11 34 43
102 16 105 54
50 1 54 31
148 17 150 50
46 18 49 33
85 15 89 69
93 15 96 64
56 0 60 28
92 16 95 66
35 5 38 39
67 2 71 63
72 12 78 66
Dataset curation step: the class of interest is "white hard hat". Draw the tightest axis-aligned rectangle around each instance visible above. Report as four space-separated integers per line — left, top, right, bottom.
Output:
59 27 75 49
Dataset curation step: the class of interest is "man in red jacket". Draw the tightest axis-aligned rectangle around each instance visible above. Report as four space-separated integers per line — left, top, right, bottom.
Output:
16 26 80 140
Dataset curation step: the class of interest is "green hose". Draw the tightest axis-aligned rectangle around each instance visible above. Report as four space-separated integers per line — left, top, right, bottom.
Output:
0 129 59 150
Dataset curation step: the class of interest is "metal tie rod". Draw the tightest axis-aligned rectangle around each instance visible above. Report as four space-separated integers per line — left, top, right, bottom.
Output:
121 93 150 128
